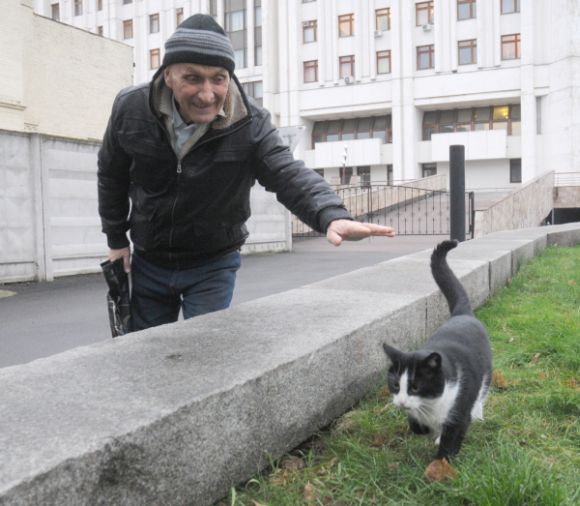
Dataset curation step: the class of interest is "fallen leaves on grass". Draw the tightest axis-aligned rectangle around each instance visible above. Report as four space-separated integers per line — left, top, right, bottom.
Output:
424 458 457 482
304 482 316 504
492 370 509 389
281 455 306 472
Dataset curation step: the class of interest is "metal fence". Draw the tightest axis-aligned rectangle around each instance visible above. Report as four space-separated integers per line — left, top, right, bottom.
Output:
293 184 474 238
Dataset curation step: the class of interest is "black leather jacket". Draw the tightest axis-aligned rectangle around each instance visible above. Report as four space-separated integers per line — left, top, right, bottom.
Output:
98 71 351 269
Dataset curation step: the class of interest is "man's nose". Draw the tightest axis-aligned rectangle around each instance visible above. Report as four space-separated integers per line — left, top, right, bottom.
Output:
197 81 214 103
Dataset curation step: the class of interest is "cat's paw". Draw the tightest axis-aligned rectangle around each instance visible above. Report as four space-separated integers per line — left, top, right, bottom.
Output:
424 458 457 482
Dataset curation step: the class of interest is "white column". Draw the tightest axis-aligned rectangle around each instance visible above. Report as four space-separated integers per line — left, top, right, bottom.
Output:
391 0 417 181
520 0 536 182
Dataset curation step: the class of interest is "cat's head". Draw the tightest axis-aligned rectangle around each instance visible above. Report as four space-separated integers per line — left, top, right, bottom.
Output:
382 343 445 411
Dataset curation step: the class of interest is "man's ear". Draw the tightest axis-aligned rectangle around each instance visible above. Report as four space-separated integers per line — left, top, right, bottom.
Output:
163 67 173 88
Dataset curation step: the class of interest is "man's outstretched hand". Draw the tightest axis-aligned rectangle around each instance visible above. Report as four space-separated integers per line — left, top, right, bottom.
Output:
326 219 396 247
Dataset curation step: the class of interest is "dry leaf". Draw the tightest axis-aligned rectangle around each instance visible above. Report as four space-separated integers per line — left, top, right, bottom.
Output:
388 462 400 471
269 469 290 487
531 352 541 364
568 279 577 286
424 458 457 482
281 455 306 472
304 482 316 504
370 434 388 448
377 385 391 399
562 378 580 390
492 370 509 389
538 371 546 380
252 502 268 506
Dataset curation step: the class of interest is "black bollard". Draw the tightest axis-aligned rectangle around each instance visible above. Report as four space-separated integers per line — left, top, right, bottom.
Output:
449 145 466 242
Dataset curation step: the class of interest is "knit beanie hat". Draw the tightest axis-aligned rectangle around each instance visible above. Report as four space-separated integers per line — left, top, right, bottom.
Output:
163 14 236 75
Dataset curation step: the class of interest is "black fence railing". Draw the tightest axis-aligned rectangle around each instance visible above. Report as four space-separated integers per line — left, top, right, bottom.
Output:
293 184 474 238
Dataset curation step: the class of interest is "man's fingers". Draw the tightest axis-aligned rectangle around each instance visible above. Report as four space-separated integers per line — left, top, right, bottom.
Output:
326 229 343 247
365 223 396 237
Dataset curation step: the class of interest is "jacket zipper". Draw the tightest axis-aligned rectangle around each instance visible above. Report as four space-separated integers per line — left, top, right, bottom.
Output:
159 115 251 268
169 159 182 268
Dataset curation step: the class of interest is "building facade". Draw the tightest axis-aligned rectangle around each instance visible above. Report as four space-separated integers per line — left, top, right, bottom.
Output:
34 0 580 190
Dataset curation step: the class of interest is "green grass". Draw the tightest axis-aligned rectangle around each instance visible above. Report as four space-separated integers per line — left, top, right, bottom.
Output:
222 245 580 506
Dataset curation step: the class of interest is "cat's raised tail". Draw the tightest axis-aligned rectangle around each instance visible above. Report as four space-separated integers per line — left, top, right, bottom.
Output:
430 240 472 317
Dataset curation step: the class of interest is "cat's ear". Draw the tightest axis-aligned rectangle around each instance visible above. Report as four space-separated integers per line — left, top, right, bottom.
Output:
422 352 442 372
382 343 402 364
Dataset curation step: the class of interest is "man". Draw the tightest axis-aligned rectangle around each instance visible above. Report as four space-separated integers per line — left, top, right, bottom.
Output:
98 14 395 331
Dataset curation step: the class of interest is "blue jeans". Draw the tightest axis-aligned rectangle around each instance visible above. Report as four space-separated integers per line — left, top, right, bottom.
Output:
130 251 241 331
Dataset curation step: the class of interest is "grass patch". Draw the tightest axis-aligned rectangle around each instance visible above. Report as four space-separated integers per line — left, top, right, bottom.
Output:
223 245 580 506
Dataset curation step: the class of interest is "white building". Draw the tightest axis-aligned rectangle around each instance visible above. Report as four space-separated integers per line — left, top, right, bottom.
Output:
34 0 580 190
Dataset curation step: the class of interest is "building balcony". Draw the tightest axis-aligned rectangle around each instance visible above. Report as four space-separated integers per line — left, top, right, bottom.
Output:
308 138 384 169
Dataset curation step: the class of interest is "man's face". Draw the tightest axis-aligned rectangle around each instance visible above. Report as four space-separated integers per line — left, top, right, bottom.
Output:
164 63 230 124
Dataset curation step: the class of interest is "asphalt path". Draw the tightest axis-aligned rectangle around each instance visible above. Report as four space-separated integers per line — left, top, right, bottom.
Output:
0 235 444 368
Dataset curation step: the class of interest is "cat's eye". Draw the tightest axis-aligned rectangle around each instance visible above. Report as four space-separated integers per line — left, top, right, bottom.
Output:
410 383 419 393
392 381 400 391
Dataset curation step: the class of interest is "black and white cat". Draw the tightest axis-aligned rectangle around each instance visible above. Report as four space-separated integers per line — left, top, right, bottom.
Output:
382 239 492 462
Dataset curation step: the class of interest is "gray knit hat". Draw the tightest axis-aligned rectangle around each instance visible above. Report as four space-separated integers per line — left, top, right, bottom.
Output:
163 14 236 75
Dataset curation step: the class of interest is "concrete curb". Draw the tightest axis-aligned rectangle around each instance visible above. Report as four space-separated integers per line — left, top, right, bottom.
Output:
1 223 579 505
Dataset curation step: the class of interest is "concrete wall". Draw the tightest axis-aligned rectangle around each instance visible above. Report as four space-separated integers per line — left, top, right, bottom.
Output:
473 171 555 238
1 223 579 505
0 0 133 141
0 131 290 283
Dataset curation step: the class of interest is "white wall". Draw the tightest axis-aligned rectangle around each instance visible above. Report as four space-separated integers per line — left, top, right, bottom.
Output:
0 131 290 283
1 1 133 141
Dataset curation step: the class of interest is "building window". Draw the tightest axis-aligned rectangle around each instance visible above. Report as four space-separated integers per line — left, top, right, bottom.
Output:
303 0 316 3
311 116 392 147
377 50 391 74
457 0 476 20
339 55 355 78
458 39 477 65
510 159 522 183
422 105 521 140
422 163 437 178
314 169 325 178
416 1 434 26
255 0 262 65
338 14 354 37
149 14 160 34
303 20 317 43
176 8 184 26
242 81 263 107
225 0 247 69
122 0 132 4
150 49 160 69
51 3 59 20
123 19 133 40
417 44 435 70
501 0 520 14
372 116 392 143
387 165 393 185
74 0 83 16
357 166 371 187
97 0 102 11
376 8 391 31
304 60 318 83
97 26 103 36
502 34 521 60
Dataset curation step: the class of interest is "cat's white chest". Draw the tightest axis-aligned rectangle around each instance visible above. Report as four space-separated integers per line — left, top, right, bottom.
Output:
393 372 460 437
